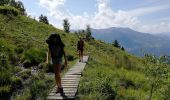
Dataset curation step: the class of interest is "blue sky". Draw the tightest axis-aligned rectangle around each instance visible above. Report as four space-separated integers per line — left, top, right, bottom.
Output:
20 0 170 34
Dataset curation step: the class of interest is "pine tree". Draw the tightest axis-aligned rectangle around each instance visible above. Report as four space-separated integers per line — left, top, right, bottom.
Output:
121 46 125 51
113 40 120 48
63 19 70 33
86 25 92 40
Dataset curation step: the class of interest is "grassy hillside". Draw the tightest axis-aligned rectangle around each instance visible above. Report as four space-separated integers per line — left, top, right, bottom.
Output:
78 40 170 99
0 13 169 100
0 14 80 99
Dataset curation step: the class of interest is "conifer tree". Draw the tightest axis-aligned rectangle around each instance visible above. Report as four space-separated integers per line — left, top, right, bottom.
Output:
63 19 70 33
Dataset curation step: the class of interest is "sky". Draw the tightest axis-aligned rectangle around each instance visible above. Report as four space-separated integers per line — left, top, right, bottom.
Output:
20 0 170 34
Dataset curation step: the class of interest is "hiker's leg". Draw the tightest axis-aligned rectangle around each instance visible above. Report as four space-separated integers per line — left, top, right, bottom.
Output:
81 50 83 62
79 50 81 61
54 64 62 88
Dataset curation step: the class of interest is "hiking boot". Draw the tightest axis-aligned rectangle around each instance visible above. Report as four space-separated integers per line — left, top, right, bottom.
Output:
56 87 60 94
60 87 64 95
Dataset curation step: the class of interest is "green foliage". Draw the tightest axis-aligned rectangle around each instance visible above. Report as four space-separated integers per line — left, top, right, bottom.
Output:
11 76 23 91
39 14 49 24
112 40 120 48
19 70 31 80
23 48 46 67
29 72 54 100
86 25 92 40
144 55 169 100
0 5 20 16
0 0 10 6
0 85 11 100
63 18 70 33
1 7 169 100
0 0 26 15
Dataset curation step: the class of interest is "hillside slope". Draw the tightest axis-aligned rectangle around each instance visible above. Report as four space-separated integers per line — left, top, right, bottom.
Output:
0 14 169 100
0 14 80 99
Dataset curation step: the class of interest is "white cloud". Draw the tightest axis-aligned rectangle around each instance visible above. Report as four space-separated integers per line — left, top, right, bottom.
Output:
38 0 170 33
138 22 170 34
128 5 170 16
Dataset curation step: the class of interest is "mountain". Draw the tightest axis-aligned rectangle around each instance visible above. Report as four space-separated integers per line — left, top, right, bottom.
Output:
1 6 170 100
154 33 170 41
92 27 170 56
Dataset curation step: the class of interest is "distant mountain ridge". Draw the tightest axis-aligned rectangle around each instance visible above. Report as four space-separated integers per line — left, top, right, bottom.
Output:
92 27 170 56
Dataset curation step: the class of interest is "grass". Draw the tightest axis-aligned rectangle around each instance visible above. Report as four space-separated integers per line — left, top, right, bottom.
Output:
0 8 170 100
78 40 170 100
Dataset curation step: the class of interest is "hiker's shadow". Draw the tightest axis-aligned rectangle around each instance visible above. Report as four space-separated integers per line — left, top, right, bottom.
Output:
61 93 69 99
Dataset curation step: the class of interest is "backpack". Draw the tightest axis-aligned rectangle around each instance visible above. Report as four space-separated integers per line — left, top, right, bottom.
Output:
49 45 64 59
77 40 84 50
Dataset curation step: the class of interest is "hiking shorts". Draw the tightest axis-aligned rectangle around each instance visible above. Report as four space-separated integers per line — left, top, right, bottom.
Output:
51 58 62 65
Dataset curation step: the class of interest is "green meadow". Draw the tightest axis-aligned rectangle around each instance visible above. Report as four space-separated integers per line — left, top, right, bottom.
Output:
0 5 170 100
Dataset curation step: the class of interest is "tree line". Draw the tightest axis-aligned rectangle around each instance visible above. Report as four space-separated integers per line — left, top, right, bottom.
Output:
0 0 26 15
112 40 125 51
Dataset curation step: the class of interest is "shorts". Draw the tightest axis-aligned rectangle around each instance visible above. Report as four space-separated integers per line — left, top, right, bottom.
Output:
78 48 84 51
51 58 62 65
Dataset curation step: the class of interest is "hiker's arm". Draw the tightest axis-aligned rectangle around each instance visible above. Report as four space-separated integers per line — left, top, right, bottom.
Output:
46 49 51 63
63 48 68 66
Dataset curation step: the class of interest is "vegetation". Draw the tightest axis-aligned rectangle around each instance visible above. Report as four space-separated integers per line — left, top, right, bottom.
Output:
63 18 70 33
78 40 170 100
0 2 170 100
0 12 78 99
39 14 49 24
112 40 125 51
0 0 26 15
86 25 93 40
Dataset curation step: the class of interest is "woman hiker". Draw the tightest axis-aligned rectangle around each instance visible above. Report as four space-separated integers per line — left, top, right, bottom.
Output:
77 38 84 62
46 33 68 95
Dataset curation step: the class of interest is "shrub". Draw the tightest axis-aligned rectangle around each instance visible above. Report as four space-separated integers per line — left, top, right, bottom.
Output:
23 59 31 68
0 85 11 100
43 63 54 73
30 80 46 100
67 54 75 61
0 6 20 16
19 70 31 80
15 47 24 54
11 76 23 91
0 71 11 86
23 48 46 66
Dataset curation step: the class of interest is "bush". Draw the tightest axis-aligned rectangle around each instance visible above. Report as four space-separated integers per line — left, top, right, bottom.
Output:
0 85 11 100
28 72 54 100
19 70 31 80
0 6 20 16
23 59 31 68
23 48 46 67
67 54 75 61
0 71 11 86
11 76 23 91
30 80 46 100
43 63 54 73
15 47 24 54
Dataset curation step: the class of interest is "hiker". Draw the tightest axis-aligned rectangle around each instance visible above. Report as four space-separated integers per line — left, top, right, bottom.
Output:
46 33 67 94
77 38 84 62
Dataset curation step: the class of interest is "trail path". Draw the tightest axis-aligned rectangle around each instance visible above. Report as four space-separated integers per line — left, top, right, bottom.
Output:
47 56 89 100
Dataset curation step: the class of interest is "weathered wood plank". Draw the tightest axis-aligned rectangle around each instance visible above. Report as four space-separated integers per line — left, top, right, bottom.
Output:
47 56 89 100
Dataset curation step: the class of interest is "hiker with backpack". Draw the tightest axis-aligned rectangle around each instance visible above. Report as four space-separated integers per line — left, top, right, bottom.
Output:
77 38 84 62
46 33 67 95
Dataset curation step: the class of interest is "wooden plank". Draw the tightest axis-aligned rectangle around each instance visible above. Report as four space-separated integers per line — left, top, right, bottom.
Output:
47 56 89 100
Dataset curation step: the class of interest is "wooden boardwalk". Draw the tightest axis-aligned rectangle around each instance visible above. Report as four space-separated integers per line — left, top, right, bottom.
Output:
47 56 89 100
